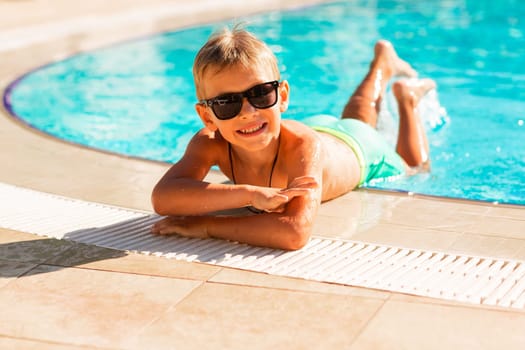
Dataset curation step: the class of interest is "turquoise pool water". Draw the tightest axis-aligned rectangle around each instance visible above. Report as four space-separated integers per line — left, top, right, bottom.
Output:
4 0 525 205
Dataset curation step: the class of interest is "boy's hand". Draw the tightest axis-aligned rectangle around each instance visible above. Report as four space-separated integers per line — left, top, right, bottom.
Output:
151 216 208 238
251 176 318 213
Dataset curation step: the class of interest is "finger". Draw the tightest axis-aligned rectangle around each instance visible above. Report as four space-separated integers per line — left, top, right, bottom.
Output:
156 227 180 235
294 181 318 189
250 194 289 213
151 222 163 234
151 219 180 235
152 224 167 235
287 177 318 189
280 187 313 198
291 175 316 182
288 175 315 185
265 205 286 213
272 193 291 206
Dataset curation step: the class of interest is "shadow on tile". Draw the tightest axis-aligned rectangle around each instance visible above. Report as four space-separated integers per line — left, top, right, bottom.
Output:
0 238 126 277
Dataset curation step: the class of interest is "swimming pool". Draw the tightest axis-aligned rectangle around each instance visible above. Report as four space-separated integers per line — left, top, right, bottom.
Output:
4 0 525 205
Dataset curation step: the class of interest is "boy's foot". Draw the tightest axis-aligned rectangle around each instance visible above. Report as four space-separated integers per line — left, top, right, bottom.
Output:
393 78 435 168
374 40 418 79
392 78 436 107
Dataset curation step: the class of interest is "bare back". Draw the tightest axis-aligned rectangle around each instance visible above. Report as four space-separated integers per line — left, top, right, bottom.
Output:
314 131 361 200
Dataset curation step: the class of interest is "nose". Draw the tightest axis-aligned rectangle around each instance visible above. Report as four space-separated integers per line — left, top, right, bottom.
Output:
239 97 256 117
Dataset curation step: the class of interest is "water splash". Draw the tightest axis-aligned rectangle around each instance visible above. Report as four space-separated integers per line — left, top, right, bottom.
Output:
418 88 450 131
377 83 450 146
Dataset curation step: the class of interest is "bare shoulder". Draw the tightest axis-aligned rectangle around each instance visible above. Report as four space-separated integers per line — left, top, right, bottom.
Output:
281 119 321 145
173 128 230 178
191 127 223 145
279 120 323 173
187 128 226 158
281 120 322 153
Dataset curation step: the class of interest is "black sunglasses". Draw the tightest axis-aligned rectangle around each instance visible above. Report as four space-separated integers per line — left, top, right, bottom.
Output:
198 80 280 120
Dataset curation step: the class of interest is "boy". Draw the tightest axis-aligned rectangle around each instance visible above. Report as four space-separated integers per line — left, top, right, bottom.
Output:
151 27 435 250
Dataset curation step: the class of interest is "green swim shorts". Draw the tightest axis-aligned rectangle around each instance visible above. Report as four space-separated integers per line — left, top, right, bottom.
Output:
302 114 406 186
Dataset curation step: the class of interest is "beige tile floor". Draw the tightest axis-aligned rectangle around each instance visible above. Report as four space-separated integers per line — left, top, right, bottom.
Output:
1 0 524 349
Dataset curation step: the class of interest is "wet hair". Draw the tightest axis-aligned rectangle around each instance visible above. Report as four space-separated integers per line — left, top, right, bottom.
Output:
193 26 280 99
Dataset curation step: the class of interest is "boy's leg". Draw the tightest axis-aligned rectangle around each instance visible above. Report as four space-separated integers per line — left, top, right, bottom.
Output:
392 78 436 167
341 40 417 127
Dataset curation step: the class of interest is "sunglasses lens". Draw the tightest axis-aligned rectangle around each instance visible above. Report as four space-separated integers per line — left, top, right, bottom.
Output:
247 82 278 109
212 94 243 120
207 81 279 120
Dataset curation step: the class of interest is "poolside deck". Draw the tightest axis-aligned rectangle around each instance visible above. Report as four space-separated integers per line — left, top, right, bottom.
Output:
1 0 524 349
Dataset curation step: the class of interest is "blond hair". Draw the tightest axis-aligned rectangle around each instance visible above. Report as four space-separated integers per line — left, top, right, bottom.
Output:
193 26 280 99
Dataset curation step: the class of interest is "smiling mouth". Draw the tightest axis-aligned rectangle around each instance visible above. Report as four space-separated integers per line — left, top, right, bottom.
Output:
237 123 266 135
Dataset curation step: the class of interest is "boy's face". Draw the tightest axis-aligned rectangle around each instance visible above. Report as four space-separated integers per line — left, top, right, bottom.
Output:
196 64 289 152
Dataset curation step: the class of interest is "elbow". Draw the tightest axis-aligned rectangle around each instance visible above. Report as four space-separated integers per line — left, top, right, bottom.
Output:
151 199 165 216
280 220 312 251
151 188 170 216
152 204 169 217
284 233 310 251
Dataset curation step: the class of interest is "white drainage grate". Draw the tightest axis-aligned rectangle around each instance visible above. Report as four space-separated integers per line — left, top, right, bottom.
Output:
1 182 524 309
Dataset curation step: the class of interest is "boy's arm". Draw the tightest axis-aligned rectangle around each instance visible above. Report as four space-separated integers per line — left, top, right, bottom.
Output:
152 127 324 250
152 130 252 215
152 130 306 215
152 182 320 250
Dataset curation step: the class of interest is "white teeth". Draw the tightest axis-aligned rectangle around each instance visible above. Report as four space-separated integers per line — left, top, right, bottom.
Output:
239 124 263 134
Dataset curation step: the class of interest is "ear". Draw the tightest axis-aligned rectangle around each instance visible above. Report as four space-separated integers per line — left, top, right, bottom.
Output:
195 103 218 131
278 80 290 113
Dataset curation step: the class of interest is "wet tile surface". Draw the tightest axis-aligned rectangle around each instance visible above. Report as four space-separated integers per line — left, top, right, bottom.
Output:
448 234 525 260
349 222 461 251
462 216 525 239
